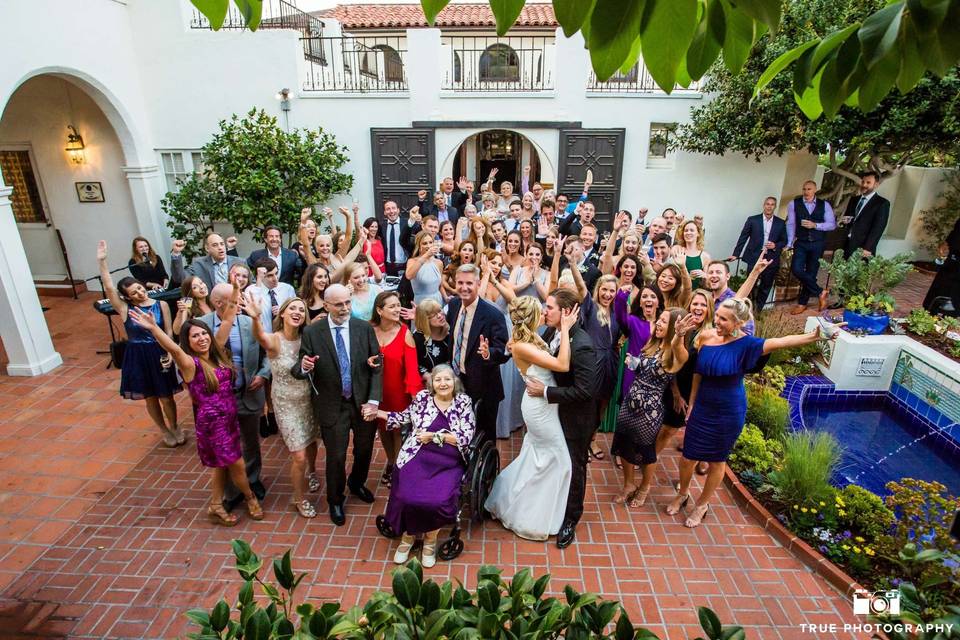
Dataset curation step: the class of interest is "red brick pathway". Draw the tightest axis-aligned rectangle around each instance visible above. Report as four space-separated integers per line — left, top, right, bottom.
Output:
3 283 935 639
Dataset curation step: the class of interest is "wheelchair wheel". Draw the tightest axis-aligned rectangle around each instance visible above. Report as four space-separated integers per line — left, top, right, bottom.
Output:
470 439 500 521
438 536 464 560
376 514 399 538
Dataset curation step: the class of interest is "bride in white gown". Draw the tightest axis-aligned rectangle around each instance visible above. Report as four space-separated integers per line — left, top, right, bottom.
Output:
484 295 578 541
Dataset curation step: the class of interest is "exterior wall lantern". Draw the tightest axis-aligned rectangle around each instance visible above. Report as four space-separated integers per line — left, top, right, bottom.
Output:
65 125 85 164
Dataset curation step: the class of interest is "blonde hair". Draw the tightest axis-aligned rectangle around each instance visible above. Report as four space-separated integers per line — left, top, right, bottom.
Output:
592 275 619 327
643 307 688 373
413 230 435 258
272 297 307 334
508 296 548 351
341 261 366 285
688 288 715 341
414 298 445 337
719 296 754 327
675 220 705 250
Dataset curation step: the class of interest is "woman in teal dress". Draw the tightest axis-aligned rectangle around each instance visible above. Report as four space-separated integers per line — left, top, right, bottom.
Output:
673 220 711 290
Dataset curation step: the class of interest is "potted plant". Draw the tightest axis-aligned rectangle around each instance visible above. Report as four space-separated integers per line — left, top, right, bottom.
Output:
820 249 913 334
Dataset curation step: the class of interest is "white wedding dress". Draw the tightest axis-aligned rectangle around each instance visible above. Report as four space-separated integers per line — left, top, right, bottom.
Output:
484 362 572 540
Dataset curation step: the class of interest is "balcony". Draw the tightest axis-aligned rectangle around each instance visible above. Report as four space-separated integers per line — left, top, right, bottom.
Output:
441 36 554 92
190 0 323 36
301 36 407 93
587 65 701 94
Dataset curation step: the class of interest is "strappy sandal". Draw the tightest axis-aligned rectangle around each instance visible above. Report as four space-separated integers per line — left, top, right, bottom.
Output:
208 503 238 527
291 499 317 519
666 492 691 516
614 456 623 470
589 444 605 461
245 495 264 521
307 472 320 493
173 426 187 446
161 431 179 448
684 504 710 528
613 485 639 505
628 487 650 508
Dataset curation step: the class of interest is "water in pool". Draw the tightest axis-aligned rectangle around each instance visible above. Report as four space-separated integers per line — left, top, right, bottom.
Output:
801 404 960 497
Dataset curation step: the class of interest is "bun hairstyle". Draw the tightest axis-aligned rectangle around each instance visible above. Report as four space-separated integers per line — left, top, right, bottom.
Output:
719 296 754 327
116 276 144 302
508 295 548 351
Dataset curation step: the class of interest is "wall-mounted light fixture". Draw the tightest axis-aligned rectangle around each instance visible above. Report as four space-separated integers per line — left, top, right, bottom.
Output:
275 88 292 112
65 125 85 164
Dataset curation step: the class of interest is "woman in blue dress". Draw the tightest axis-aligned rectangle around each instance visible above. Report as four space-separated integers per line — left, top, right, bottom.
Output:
668 296 835 528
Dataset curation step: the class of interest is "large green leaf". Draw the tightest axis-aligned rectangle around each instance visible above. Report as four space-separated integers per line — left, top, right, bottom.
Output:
233 0 263 31
392 568 422 609
697 607 722 639
420 0 451 25
896 16 926 92
794 65 825 119
858 2 904 68
553 0 596 37
490 0 525 36
720 0 757 74
619 36 642 75
857 47 901 111
906 0 951 33
640 0 699 91
210 600 230 632
809 23 860 77
751 38 817 101
191 0 228 29
244 609 272 640
588 0 647 80
687 0 724 79
730 0 780 32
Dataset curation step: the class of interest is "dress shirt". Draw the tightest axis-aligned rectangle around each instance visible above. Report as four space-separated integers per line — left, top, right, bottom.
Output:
250 282 295 330
328 315 350 366
454 297 480 374
213 313 245 389
213 259 229 284
385 219 408 263
762 214 774 245
267 248 283 272
786 198 836 246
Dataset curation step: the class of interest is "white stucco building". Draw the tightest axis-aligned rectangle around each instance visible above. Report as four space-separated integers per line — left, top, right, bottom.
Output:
0 0 944 375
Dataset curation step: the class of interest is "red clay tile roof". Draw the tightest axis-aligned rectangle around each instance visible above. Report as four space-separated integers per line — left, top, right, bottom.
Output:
313 3 557 29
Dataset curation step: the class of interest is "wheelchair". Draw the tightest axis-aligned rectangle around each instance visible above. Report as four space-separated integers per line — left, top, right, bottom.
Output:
375 400 500 560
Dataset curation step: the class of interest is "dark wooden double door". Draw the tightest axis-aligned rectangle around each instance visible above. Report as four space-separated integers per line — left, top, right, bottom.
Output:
371 127 625 229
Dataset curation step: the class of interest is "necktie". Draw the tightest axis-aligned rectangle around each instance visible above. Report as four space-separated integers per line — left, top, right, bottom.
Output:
452 308 467 376
215 262 227 284
854 196 866 218
334 326 352 398
269 289 278 313
388 223 396 263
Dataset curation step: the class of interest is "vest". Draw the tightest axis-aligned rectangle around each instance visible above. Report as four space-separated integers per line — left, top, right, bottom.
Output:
792 196 826 243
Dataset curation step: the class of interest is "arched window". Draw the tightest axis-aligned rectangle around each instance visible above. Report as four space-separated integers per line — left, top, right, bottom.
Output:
373 44 404 83
453 52 462 83
479 43 519 82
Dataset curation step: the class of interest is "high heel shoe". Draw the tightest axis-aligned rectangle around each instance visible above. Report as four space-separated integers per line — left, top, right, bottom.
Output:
245 495 264 521
291 499 316 519
665 492 690 516
613 485 639 505
208 503 238 527
684 504 709 528
173 426 187 446
628 487 649 508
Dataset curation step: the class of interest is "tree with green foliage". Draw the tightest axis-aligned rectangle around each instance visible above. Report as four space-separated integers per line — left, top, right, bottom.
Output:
190 0 960 116
162 108 352 258
673 0 960 208
919 169 960 255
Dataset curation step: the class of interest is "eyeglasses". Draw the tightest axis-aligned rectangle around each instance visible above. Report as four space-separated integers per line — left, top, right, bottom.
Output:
327 300 351 308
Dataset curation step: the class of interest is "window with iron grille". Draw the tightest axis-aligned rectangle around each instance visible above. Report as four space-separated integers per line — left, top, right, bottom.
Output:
0 149 47 223
479 44 519 82
648 123 676 159
160 151 205 194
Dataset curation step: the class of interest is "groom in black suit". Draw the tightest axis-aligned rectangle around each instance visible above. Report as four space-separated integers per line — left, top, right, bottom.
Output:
525 288 599 548
291 283 382 525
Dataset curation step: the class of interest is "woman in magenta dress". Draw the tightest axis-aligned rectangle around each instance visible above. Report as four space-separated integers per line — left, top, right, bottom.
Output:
668 297 835 528
378 365 475 568
129 283 264 527
372 291 423 487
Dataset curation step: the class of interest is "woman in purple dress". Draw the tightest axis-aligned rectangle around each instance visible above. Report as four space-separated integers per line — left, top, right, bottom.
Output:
377 364 475 568
129 283 264 527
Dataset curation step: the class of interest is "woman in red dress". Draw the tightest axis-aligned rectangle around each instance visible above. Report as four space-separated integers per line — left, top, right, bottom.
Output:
371 290 423 487
363 217 386 277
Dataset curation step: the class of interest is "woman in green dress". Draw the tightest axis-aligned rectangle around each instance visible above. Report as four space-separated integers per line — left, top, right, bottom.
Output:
673 220 711 290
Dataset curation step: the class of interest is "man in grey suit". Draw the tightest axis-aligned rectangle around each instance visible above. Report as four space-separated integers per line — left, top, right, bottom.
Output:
200 283 270 509
291 284 382 526
171 233 246 291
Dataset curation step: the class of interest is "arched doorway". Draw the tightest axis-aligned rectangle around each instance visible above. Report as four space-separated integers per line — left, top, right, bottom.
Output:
451 129 543 191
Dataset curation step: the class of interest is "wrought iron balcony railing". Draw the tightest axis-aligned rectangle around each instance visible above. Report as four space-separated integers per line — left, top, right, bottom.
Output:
302 36 408 93
442 36 554 92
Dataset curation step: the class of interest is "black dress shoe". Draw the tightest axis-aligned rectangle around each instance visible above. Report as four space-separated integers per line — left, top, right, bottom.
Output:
251 480 267 501
348 483 375 504
329 503 346 526
222 494 244 513
556 521 576 549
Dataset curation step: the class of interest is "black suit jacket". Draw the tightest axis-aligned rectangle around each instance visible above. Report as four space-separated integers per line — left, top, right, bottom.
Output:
246 247 302 286
542 325 599 441
290 317 383 428
415 201 461 229
377 215 416 259
445 297 509 402
842 193 890 255
732 214 788 268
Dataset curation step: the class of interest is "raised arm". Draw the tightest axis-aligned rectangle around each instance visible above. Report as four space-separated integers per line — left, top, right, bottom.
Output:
520 165 531 195
614 288 631 337
735 258 771 300
213 282 242 348
365 243 384 283
601 219 622 274
96 241 128 320
568 258 588 301
243 291 280 356
298 208 317 266
330 227 368 282
549 241 562 292
762 327 821 355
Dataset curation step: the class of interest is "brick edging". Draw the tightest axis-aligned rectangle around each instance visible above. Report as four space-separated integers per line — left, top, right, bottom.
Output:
722 466 865 597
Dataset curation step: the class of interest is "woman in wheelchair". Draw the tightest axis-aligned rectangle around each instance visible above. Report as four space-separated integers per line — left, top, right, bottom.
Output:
376 365 475 568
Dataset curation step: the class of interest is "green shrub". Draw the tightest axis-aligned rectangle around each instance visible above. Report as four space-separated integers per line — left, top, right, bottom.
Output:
187 541 747 640
883 478 960 554
729 423 783 474
836 484 895 542
745 382 790 441
769 431 842 506
905 308 938 336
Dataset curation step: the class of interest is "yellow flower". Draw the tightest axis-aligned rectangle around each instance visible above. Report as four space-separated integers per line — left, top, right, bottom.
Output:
801 507 809 513
793 505 799 510
835 497 846 507
819 501 826 507
810 508 818 514
853 546 861 554
855 536 865 543
841 544 850 550
865 548 876 557
838 509 847 517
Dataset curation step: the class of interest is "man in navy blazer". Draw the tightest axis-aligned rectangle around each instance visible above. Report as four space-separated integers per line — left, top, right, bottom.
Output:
246 225 302 287
729 196 788 309
840 171 890 258
446 263 509 441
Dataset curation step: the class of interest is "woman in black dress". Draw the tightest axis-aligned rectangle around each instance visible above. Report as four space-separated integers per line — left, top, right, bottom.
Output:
412 298 450 383
128 237 168 291
299 263 330 323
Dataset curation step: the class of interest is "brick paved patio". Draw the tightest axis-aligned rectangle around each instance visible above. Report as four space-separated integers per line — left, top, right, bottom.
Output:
0 273 932 639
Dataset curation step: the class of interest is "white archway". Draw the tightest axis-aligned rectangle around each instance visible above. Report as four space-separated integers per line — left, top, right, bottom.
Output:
436 127 557 189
